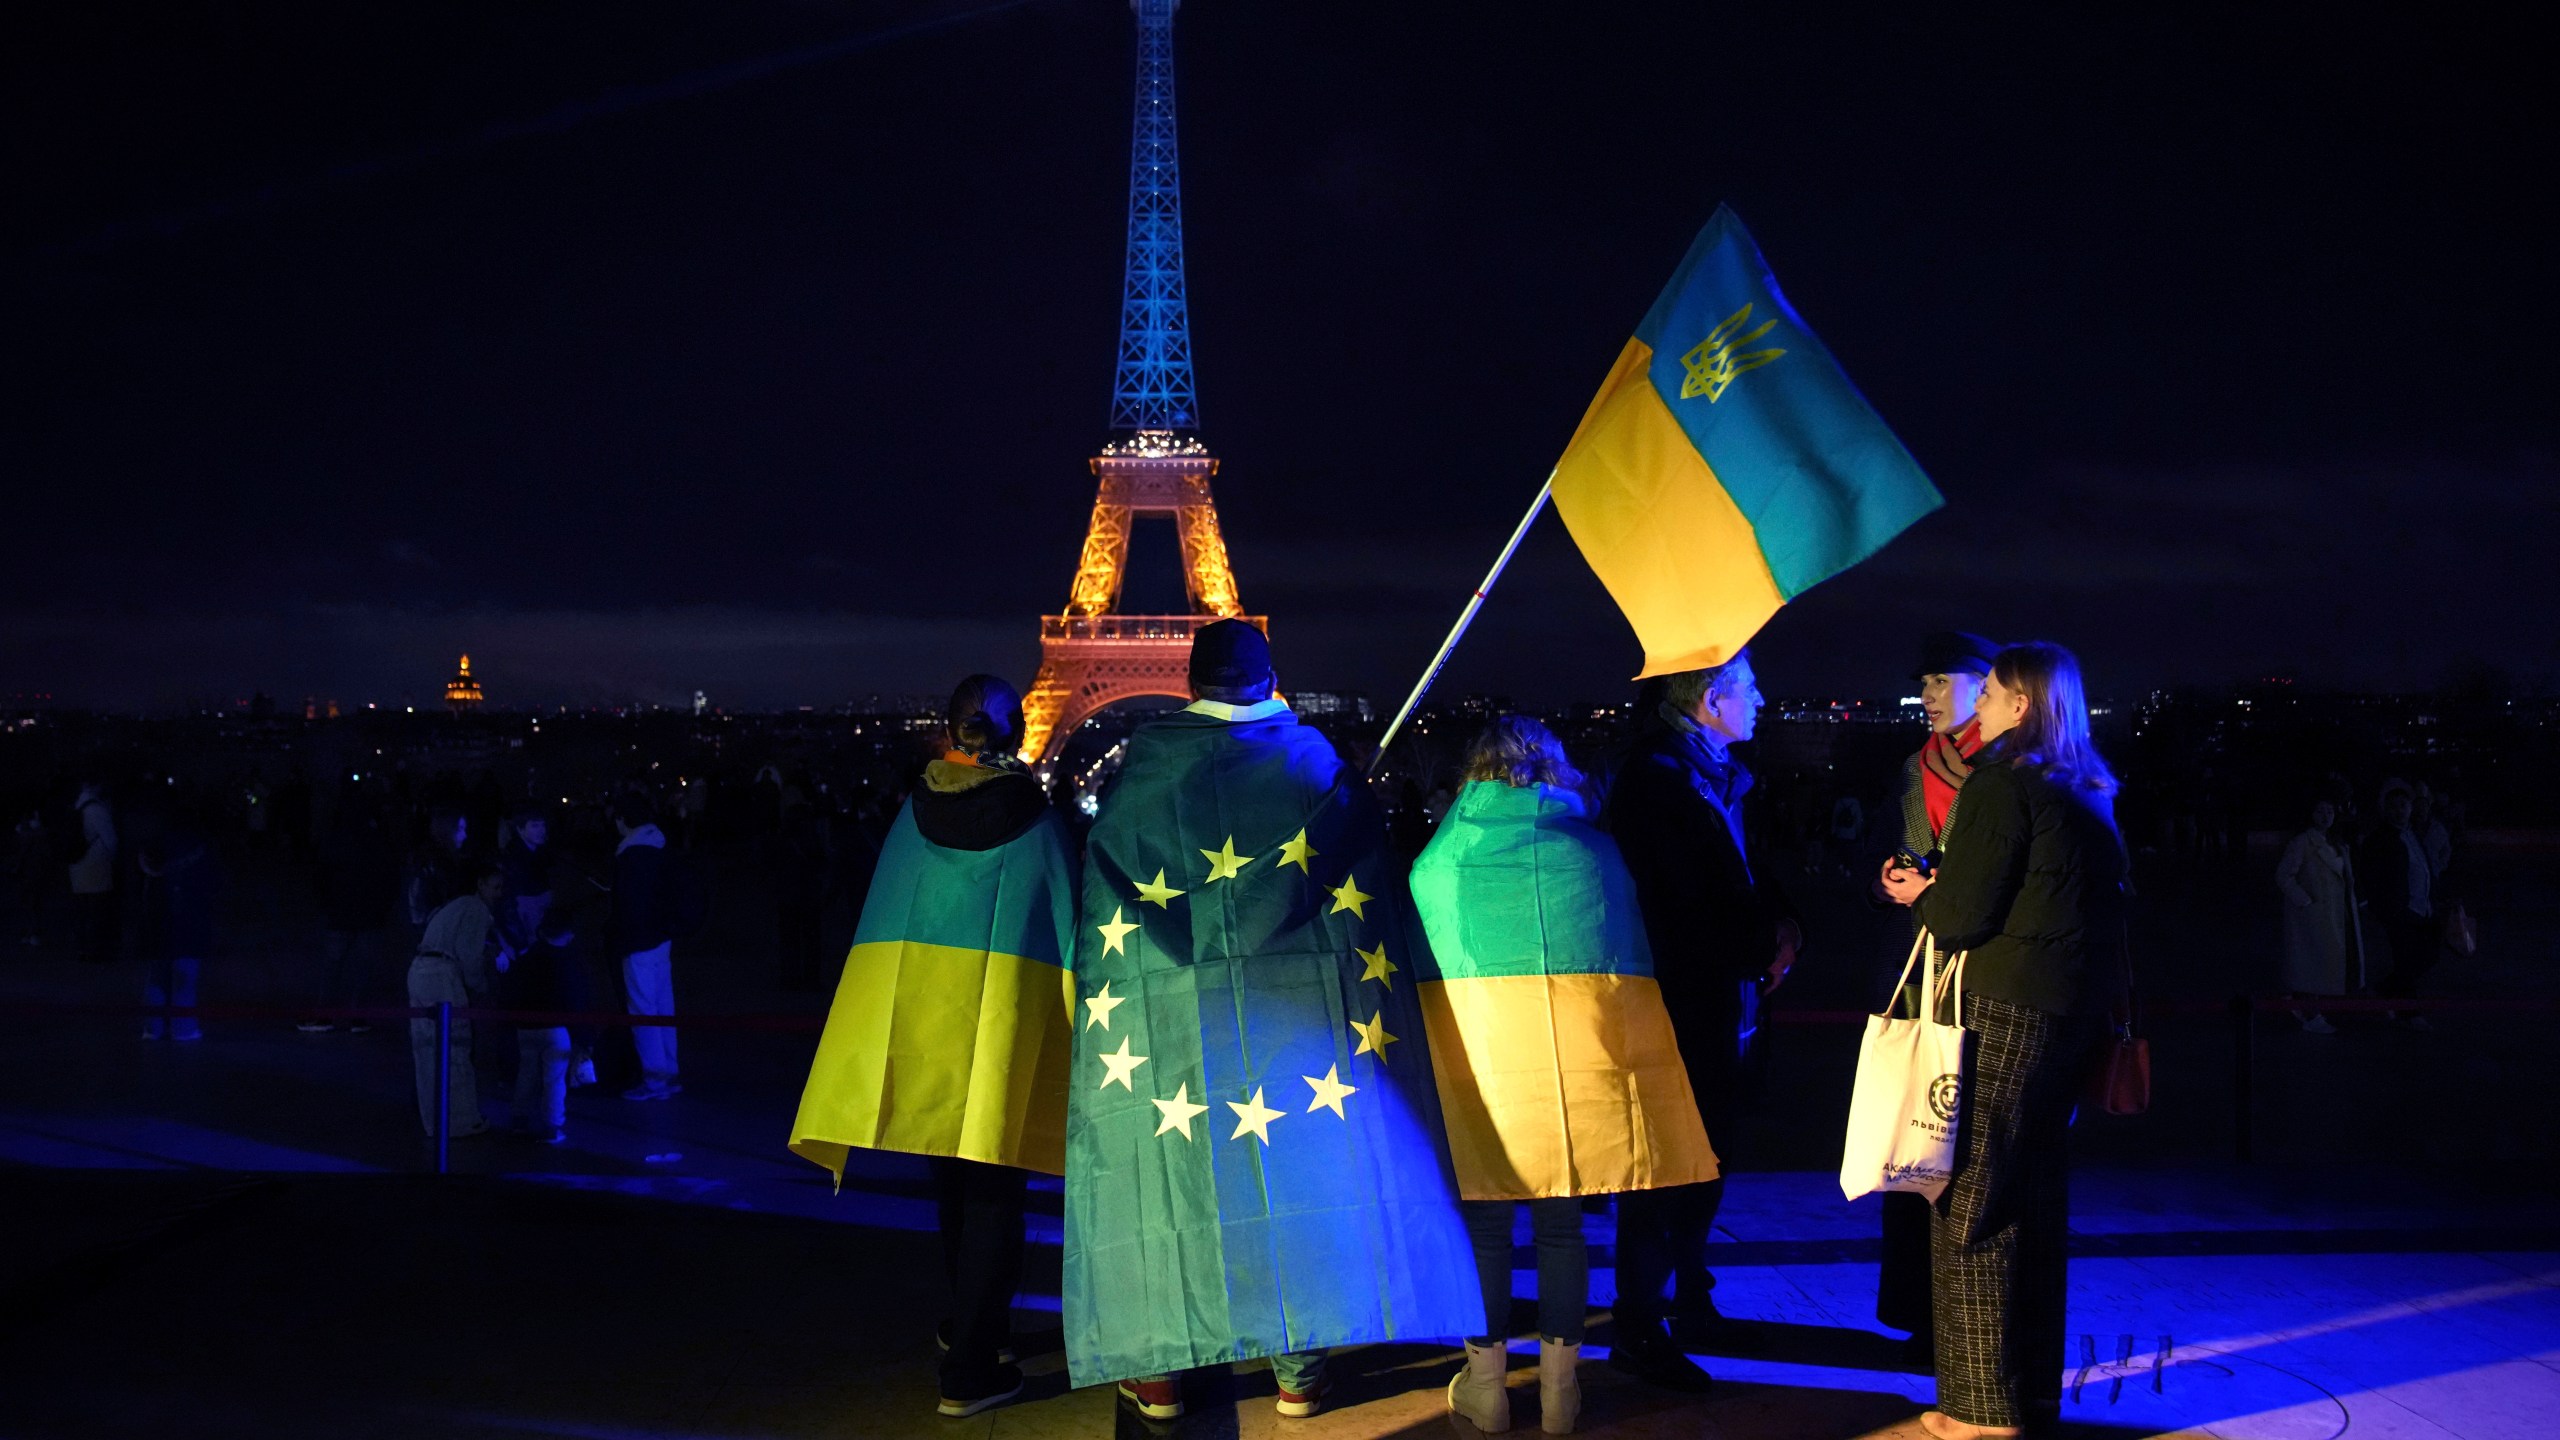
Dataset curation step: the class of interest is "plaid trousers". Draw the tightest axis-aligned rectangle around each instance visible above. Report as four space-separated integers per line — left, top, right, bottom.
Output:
1931 992 2100 1429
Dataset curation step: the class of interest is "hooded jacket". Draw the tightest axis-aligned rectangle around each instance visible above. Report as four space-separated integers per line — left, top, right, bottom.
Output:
610 824 669 954
910 756 1050 852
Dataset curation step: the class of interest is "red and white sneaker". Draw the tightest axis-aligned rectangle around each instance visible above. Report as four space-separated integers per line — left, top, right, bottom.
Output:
1117 1377 1183 1420
1275 1374 1330 1419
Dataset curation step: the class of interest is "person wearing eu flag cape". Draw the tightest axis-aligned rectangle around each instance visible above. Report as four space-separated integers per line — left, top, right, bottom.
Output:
1412 715 1720 1434
787 675 1077 1421
1062 620 1478 1423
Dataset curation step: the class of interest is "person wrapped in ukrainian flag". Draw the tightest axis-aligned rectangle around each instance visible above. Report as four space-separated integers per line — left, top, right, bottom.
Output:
1410 714 1720 1434
787 674 1076 1421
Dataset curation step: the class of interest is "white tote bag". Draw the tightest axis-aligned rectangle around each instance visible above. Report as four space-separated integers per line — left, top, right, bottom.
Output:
1838 931 1968 1201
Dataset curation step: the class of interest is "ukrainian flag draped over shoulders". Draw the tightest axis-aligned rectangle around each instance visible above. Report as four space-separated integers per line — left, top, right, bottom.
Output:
1410 780 1717 1200
788 773 1077 1180
1061 705 1478 1386
1554 206 1944 677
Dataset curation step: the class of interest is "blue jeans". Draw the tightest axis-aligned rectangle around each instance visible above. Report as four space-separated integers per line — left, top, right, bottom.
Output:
143 955 201 1040
1465 1196 1589 1343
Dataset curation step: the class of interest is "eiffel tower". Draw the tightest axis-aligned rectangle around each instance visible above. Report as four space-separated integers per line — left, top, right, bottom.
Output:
1019 0 1259 764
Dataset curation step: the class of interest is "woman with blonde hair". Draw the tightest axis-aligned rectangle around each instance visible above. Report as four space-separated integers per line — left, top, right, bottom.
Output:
1412 715 1719 1434
1882 642 2128 1439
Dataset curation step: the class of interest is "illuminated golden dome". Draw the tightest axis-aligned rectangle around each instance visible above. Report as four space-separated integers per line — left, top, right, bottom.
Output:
444 654 485 709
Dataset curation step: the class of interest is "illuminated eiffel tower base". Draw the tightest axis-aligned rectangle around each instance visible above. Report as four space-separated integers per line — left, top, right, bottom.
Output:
1019 433 1260 764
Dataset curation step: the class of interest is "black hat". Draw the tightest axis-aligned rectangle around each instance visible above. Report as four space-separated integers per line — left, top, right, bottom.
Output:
1189 619 1274 690
1914 631 2001 680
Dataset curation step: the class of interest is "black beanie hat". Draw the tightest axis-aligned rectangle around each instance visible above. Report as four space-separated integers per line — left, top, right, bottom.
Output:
1914 631 2001 680
1188 619 1274 690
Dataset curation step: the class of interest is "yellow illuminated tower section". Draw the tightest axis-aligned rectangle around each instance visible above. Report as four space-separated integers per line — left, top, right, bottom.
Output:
1020 0 1260 763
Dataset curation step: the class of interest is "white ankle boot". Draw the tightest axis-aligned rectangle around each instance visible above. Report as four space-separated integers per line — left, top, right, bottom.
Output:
1446 1338 1512 1432
1538 1337 1581 1434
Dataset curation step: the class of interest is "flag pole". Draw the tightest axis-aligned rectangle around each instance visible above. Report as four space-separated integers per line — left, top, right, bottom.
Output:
1366 472 1555 776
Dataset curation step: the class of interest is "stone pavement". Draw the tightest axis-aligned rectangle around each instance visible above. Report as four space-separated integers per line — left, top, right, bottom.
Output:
5 1152 2555 1439
4 835 2558 1437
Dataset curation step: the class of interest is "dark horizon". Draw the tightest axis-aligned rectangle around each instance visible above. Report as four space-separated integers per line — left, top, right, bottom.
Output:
8 2 2555 710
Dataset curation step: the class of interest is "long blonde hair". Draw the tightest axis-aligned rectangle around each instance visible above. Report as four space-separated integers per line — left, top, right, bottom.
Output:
1464 714 1584 791
1991 642 2117 794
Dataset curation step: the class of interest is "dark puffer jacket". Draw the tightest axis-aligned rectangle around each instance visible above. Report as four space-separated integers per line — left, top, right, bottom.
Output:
1602 716 1796 1105
1911 749 2127 1016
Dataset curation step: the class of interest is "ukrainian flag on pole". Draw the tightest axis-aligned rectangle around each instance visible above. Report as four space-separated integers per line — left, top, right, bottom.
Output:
1553 206 1944 677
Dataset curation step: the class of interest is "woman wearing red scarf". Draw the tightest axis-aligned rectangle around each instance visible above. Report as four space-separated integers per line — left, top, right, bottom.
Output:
1872 631 2001 1354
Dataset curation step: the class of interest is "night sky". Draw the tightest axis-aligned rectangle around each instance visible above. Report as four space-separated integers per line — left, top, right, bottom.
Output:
7 1 2554 710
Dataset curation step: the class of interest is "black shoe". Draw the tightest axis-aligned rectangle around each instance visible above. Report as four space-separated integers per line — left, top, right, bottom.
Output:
1670 1308 1765 1357
934 1321 1017 1366
936 1362 1024 1418
1609 1331 1715 1392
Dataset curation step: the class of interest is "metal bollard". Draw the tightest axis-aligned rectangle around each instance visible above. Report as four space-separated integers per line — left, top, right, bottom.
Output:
2229 993 2254 1163
436 1000 453 1175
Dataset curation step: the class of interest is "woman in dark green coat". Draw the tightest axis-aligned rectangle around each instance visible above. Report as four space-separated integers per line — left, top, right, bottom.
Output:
1881 641 2126 1439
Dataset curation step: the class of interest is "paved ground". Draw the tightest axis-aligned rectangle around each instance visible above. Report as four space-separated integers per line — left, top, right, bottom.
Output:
5 1162 2554 1439
3 833 2557 1437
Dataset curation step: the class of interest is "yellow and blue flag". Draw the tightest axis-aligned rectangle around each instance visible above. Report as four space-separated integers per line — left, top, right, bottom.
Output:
1553 206 1944 677
788 796 1078 1180
1410 780 1717 1201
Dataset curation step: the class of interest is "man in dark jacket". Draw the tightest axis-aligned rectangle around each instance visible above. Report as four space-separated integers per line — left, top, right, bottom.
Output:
1602 650 1799 1386
303 787 400 1033
610 792 679 1099
498 803 558 949
505 903 592 1144
2360 779 2440 1027
139 808 218 1042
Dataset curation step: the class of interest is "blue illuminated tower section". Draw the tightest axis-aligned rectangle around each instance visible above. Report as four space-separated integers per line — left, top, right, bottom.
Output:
1110 0 1197 434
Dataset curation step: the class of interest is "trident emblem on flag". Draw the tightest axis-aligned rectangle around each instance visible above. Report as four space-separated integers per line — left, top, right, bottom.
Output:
1678 302 1786 402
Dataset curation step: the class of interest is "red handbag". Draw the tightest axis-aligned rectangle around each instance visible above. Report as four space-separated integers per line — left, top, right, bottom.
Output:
2089 989 2151 1117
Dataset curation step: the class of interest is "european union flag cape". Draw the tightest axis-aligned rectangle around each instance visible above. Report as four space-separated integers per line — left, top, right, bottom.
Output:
1410 781 1718 1201
1061 706 1478 1386
788 785 1077 1179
